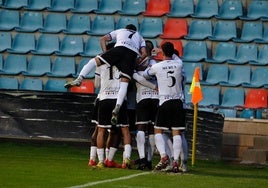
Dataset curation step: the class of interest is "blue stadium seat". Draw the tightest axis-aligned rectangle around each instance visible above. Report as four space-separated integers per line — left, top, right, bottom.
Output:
191 0 218 18
7 33 35 54
240 109 263 119
232 22 263 43
22 55 51 76
118 0 146 16
242 67 268 88
199 86 221 108
183 62 203 84
94 0 122 14
39 13 67 33
44 79 67 92
220 66 251 87
215 0 243 20
249 45 268 66
218 109 237 118
181 41 208 62
24 0 51 11
220 88 245 108
184 20 212 40
31 34 59 55
116 16 139 30
87 15 115 36
55 35 84 56
63 14 91 34
47 0 74 12
15 11 43 32
167 0 194 18
0 77 19 90
205 42 236 64
201 64 229 86
73 58 96 79
0 54 3 70
19 78 43 91
0 54 27 75
71 0 98 13
227 44 258 65
80 36 102 57
254 25 268 44
0 10 20 31
239 0 268 20
0 32 11 52
209 20 237 41
139 17 163 38
2 0 28 9
47 57 75 77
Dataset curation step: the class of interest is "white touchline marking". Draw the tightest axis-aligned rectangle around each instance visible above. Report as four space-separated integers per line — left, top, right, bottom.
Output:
68 172 151 188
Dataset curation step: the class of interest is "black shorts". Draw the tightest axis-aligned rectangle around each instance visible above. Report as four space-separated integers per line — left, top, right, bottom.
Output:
155 99 186 130
136 98 159 125
98 46 137 80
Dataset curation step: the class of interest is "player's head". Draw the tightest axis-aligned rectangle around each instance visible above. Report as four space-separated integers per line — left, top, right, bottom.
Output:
161 42 174 58
125 24 137 31
145 40 154 56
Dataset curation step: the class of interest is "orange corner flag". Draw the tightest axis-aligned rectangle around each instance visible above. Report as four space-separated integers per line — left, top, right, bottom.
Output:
189 67 203 105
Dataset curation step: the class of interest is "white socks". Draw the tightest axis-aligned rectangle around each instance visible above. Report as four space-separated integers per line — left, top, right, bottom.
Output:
79 58 97 79
89 146 97 161
116 82 128 106
173 135 182 161
136 131 145 159
155 133 166 158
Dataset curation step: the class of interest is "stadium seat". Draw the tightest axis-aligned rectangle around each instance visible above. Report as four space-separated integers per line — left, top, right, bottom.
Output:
71 0 98 13
39 13 67 33
15 11 43 32
227 44 258 65
0 32 11 52
249 45 268 66
181 41 208 62
2 0 28 9
239 0 268 20
31 34 59 55
254 25 268 44
0 77 19 90
22 55 51 76
47 57 75 77
142 0 170 17
139 17 163 38
167 0 194 18
7 33 35 54
243 89 268 109
55 36 84 56
44 79 67 92
73 58 95 79
201 64 229 86
154 39 183 60
220 88 245 108
118 0 146 15
47 0 74 12
232 22 263 43
215 0 243 20
220 66 251 87
199 86 221 108
69 80 95 94
183 62 203 84
159 18 188 39
87 15 115 36
191 0 218 18
94 0 122 14
184 20 212 40
24 0 51 10
116 16 139 30
205 42 236 64
208 20 237 41
242 67 268 88
80 36 102 57
240 109 263 119
218 109 237 118
19 78 43 91
0 10 20 31
63 14 91 34
0 54 2 70
0 54 27 75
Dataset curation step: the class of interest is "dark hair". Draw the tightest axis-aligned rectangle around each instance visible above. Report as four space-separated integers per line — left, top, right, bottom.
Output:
161 42 174 57
145 40 154 55
125 24 137 31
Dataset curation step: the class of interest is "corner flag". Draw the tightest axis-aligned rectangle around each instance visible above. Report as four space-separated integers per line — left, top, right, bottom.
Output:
189 67 203 105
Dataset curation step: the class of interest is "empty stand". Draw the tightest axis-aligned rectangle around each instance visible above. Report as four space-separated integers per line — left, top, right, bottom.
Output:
159 18 188 39
0 9 20 30
69 80 95 94
116 16 139 30
142 0 170 17
167 0 194 18
63 14 91 34
80 36 102 57
243 89 268 109
205 42 236 63
227 44 258 65
198 86 221 108
94 0 122 14
249 45 268 66
7 33 35 54
208 20 237 41
0 54 27 75
55 35 84 56
39 13 67 33
215 0 243 20
87 15 115 36
47 0 74 12
31 34 59 55
218 109 237 118
220 66 251 87
242 67 268 88
240 109 263 119
22 55 51 76
44 79 67 92
2 0 28 9
254 25 268 44
154 40 183 60
183 62 203 84
71 0 98 13
24 0 51 11
201 64 229 86
240 0 268 20
0 77 18 90
15 11 43 32
0 54 2 70
191 0 218 18
47 57 75 77
73 58 95 79
19 78 43 91
118 0 146 15
0 32 11 52
184 20 212 40
220 88 245 107
139 17 163 38
181 41 208 62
